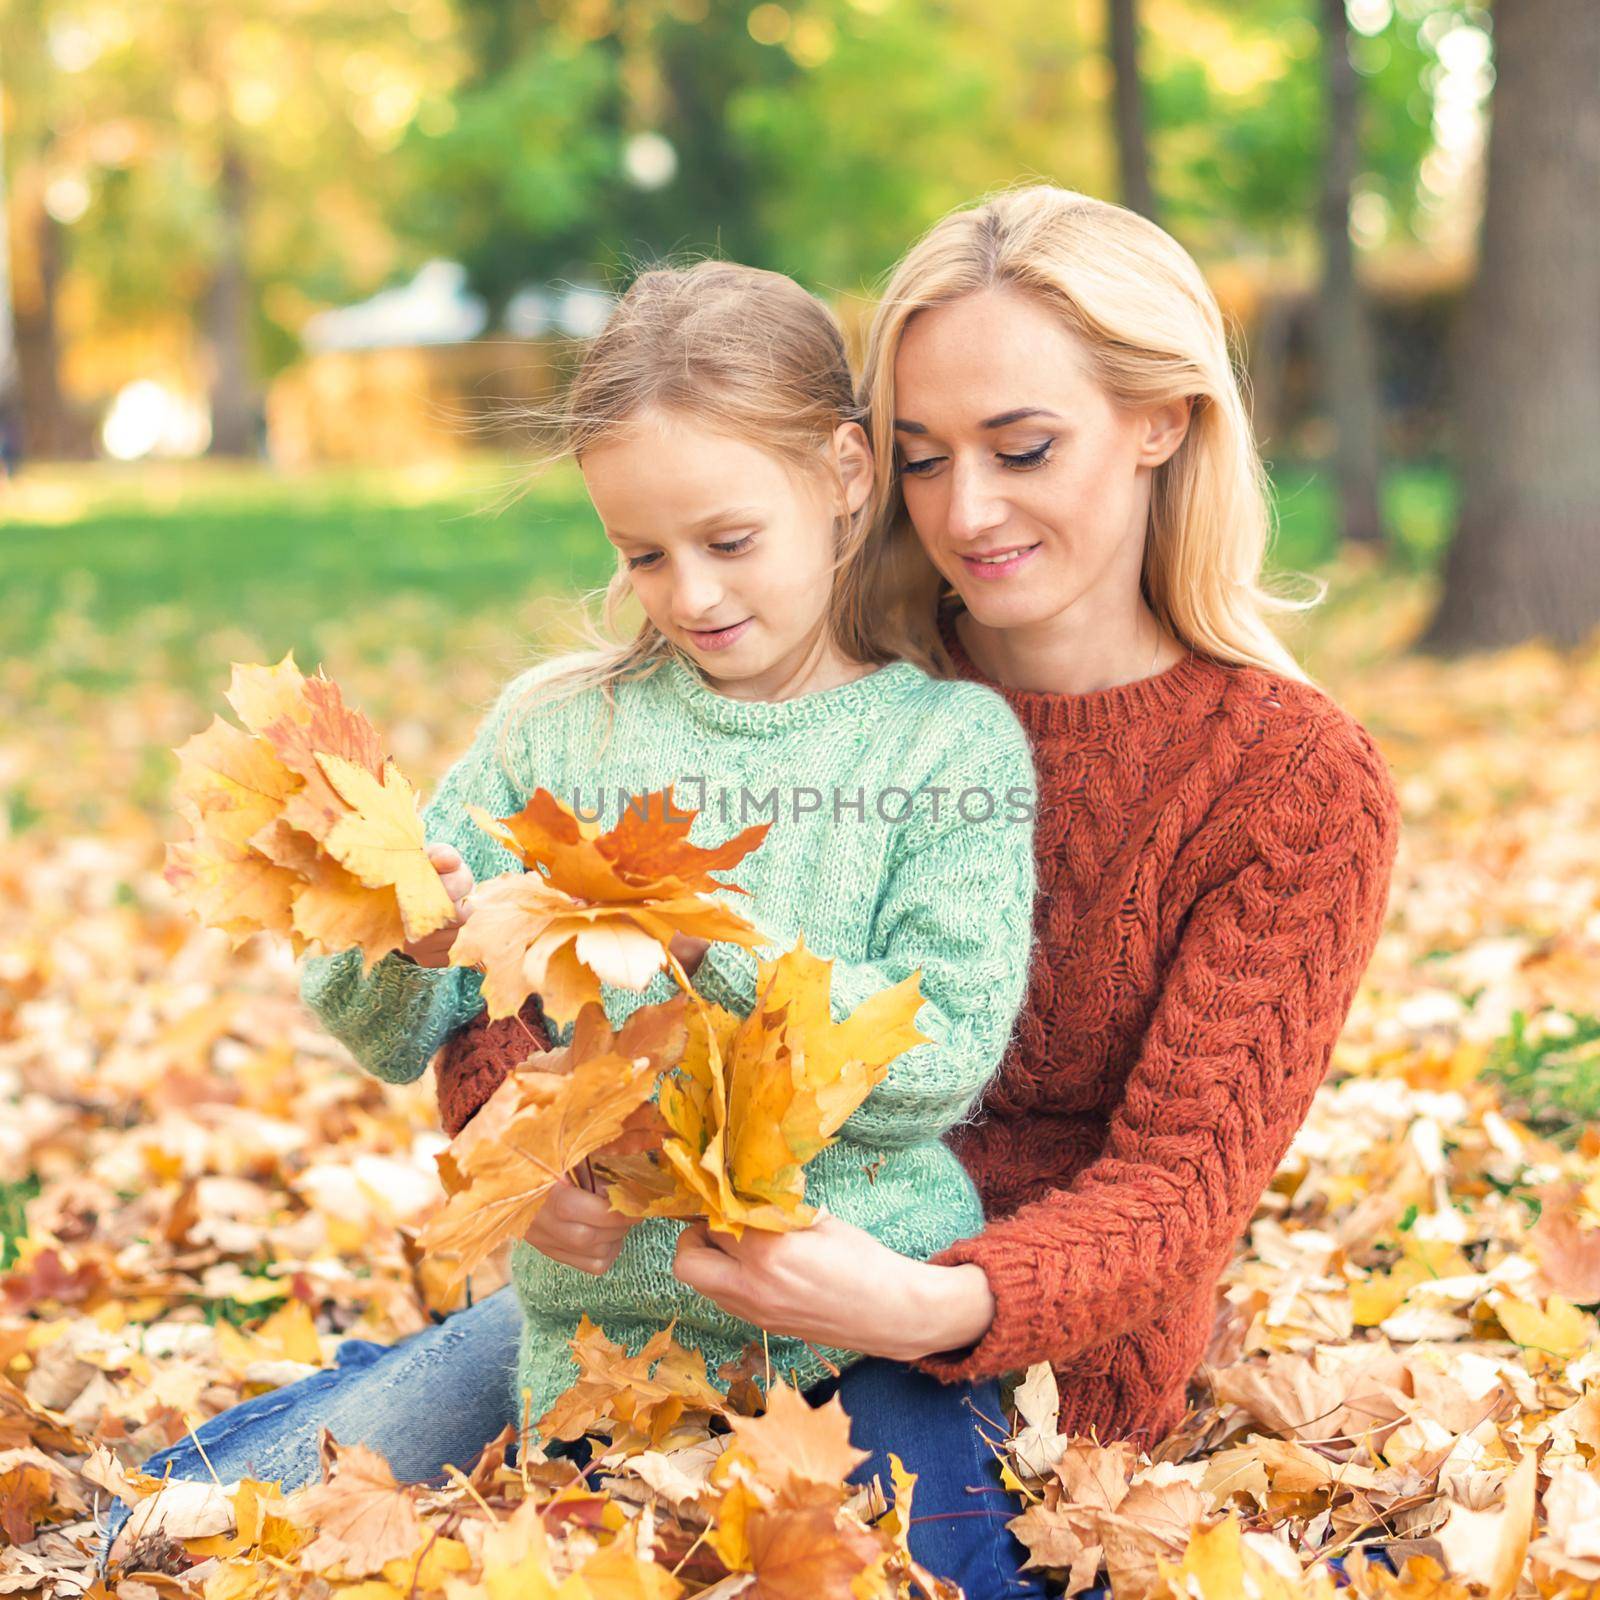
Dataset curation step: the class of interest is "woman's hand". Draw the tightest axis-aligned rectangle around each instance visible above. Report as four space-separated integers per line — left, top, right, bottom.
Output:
401 843 475 967
671 1213 996 1364
522 1176 637 1275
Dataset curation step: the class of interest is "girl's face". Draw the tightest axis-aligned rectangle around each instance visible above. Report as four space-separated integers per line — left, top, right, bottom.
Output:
580 408 873 699
890 286 1189 636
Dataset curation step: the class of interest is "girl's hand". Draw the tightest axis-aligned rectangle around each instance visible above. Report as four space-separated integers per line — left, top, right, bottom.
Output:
671 1212 996 1363
668 931 711 976
401 843 475 967
522 1175 637 1275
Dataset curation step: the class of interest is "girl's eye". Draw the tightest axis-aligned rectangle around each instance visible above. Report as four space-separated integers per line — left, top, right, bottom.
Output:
712 533 755 555
625 552 661 570
1000 440 1054 470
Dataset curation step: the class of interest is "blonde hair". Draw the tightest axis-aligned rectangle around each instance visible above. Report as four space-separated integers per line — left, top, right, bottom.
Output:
858 184 1313 681
500 259 936 768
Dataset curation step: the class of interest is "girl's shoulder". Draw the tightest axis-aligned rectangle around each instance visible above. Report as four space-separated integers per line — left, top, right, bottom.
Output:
871 664 1037 799
890 661 1030 734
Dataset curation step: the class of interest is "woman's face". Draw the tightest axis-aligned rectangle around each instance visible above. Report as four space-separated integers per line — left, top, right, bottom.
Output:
580 407 871 699
891 286 1188 635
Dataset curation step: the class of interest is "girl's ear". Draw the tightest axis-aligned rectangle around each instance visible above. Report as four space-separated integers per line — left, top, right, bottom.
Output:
833 421 875 517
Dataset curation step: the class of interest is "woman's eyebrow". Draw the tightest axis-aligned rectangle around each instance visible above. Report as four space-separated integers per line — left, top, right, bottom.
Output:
893 407 1061 434
981 407 1061 428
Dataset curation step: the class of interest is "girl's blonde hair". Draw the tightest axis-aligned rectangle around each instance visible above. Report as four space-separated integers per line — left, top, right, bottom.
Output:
501 260 937 767
858 184 1313 681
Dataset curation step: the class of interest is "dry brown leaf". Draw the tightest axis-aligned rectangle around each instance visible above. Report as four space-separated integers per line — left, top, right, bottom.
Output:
285 1435 426 1577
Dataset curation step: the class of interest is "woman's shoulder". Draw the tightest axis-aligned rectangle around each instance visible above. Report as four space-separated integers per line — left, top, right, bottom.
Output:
1202 658 1400 845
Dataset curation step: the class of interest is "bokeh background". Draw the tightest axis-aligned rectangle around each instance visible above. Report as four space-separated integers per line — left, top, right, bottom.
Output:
3 6 1600 1588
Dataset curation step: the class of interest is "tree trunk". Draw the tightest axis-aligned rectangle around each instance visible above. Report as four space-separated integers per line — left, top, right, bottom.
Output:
1315 0 1386 547
12 199 86 459
1107 0 1158 222
204 141 258 457
1421 0 1600 651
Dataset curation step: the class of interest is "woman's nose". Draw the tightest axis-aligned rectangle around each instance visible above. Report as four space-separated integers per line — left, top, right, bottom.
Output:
944 462 1009 542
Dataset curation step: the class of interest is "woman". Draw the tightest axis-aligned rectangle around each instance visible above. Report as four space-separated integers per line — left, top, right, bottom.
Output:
102 186 1399 1591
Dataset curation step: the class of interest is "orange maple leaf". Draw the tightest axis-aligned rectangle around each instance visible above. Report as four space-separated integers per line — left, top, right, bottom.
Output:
419 998 689 1289
450 787 769 1023
537 1314 728 1455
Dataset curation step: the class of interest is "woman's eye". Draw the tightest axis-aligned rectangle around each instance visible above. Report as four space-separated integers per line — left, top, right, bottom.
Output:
899 456 943 477
1000 440 1054 470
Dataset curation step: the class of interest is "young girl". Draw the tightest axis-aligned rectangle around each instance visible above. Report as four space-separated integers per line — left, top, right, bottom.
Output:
189 261 1037 1460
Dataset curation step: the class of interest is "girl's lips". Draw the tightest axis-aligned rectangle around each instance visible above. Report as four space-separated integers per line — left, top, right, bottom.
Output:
959 543 1041 581
685 617 753 652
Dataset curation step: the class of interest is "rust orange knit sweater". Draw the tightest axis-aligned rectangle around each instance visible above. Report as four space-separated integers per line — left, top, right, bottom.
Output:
434 609 1400 1449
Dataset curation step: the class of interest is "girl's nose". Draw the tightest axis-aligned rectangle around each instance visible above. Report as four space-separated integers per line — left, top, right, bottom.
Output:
671 562 727 623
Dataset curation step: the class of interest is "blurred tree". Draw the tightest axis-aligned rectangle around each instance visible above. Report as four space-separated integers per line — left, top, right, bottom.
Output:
1422 0 1600 650
1314 0 1385 546
0 0 94 456
397 0 805 310
1107 0 1158 220
2 0 457 455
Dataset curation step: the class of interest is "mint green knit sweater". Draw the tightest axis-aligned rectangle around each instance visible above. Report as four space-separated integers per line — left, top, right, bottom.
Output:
300 652 1038 1429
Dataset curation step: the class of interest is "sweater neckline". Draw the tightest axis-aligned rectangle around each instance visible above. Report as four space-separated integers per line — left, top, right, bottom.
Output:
660 652 925 734
937 605 1221 738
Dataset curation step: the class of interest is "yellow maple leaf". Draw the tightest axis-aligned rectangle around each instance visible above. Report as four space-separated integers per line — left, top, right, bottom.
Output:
605 938 929 1237
167 654 454 970
315 753 454 938
1493 1292 1595 1363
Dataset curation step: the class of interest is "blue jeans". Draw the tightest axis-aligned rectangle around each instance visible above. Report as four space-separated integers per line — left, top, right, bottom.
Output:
97 1287 1048 1599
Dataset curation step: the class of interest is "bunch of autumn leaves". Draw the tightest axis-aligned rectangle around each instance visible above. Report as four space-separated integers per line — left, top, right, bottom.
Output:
166 656 930 1293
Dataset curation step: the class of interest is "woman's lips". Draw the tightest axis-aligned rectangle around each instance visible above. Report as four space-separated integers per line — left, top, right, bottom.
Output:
685 617 753 651
959 543 1042 581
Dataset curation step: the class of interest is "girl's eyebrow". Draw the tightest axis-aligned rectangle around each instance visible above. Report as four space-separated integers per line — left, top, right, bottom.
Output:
894 407 1061 434
609 507 762 542
690 506 763 533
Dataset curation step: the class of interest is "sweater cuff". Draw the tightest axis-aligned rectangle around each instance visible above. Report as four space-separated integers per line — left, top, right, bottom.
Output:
913 1229 1043 1385
693 940 763 1015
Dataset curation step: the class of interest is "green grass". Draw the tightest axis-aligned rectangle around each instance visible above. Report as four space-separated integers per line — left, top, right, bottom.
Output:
1 459 613 692
1 457 1456 694
1484 1012 1600 1148
0 1177 42 1273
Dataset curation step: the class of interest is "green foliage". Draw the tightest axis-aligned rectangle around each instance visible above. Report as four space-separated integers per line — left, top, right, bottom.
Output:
1485 1011 1600 1147
0 1178 42 1273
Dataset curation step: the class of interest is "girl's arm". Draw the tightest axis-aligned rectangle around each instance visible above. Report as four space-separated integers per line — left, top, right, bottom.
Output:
913 713 1400 1380
693 692 1039 1150
298 673 534 1085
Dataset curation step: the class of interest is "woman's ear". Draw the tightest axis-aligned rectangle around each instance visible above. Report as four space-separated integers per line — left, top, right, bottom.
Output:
833 421 875 517
1137 396 1193 469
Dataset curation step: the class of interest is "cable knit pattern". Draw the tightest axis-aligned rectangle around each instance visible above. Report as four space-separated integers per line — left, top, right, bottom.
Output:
299 651 1039 1429
904 608 1400 1447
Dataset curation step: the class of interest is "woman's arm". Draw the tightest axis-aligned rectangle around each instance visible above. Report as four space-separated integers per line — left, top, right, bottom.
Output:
298 671 537 1085
913 717 1400 1381
692 696 1039 1149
